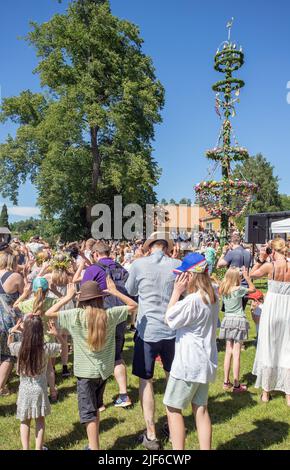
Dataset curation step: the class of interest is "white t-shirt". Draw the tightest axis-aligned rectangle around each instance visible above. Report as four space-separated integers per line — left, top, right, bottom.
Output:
165 288 220 383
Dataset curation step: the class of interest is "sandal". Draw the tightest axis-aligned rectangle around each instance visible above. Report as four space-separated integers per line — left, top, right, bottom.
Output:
49 391 58 403
0 386 10 397
233 384 247 393
223 381 233 391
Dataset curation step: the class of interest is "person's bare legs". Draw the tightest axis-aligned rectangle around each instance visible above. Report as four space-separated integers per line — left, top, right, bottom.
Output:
85 414 100 450
261 390 271 402
192 404 212 450
0 360 13 392
46 358 57 398
232 341 242 387
114 360 127 395
139 378 156 440
166 406 185 450
20 419 31 450
224 340 233 384
35 417 45 450
60 333 69 368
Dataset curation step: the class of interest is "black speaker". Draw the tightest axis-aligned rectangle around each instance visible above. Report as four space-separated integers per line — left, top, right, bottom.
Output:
245 215 268 244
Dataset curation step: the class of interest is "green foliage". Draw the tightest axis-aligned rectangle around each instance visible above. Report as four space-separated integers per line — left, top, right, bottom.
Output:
0 204 10 228
280 194 290 211
233 154 283 215
0 0 164 239
179 198 192 205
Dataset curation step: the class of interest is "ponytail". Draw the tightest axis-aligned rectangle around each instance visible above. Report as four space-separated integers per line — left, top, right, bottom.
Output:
33 288 46 316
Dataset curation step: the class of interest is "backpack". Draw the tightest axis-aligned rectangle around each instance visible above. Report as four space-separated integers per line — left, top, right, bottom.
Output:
95 261 129 309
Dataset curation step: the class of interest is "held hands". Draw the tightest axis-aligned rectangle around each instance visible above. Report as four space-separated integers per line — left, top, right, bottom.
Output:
173 272 189 295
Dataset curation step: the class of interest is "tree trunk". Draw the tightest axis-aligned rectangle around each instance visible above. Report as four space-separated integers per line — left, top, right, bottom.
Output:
90 126 101 192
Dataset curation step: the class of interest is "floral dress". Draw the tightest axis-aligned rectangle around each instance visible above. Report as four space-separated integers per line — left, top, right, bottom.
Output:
9 342 61 421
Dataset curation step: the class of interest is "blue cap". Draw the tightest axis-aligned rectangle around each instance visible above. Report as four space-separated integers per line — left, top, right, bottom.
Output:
173 253 208 274
32 277 49 292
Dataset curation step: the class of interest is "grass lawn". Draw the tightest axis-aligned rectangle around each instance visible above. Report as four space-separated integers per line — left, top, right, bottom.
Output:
0 285 289 450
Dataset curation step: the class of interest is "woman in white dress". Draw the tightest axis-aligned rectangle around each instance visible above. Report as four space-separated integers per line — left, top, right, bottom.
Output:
250 238 290 406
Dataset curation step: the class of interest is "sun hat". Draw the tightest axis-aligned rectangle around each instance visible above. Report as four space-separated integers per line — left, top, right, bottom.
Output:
78 281 107 302
247 290 264 301
143 231 174 253
33 277 49 292
173 253 208 274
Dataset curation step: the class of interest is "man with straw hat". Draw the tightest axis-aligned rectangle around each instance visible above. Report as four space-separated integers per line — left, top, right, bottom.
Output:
125 231 180 450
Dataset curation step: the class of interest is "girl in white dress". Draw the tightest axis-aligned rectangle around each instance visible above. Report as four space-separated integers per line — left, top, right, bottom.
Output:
250 238 290 406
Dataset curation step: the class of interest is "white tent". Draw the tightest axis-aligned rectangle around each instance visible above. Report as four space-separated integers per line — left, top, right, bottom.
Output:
271 218 290 234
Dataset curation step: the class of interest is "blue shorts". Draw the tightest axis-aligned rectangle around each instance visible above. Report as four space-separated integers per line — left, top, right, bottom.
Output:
132 334 175 380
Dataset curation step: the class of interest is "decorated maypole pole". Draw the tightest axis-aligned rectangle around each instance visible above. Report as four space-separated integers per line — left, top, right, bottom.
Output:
195 19 257 242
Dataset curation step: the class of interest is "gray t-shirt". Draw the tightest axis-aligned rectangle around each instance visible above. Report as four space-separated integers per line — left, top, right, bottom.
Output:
224 246 252 286
125 251 180 342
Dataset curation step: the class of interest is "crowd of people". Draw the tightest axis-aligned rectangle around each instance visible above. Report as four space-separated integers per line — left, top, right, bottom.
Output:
0 231 289 451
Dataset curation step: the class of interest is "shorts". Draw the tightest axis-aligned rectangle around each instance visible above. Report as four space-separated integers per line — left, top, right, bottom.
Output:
132 334 175 380
0 354 16 364
163 375 209 410
115 321 127 363
77 377 107 424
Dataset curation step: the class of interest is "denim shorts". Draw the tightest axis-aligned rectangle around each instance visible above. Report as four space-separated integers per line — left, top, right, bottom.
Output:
132 334 175 380
163 375 209 410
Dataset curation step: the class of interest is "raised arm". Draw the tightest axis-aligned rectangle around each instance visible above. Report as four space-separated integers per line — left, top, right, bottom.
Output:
242 268 256 294
104 276 137 313
45 283 76 318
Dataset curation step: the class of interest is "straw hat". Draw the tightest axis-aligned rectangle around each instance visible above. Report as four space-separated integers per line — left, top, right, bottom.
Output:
143 231 174 253
79 281 107 302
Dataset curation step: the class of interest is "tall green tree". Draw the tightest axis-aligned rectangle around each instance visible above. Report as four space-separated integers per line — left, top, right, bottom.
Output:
233 154 283 214
0 204 10 228
280 194 290 211
0 0 164 240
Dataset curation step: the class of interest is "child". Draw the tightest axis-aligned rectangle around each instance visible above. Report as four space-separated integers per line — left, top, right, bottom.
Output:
163 253 220 450
15 278 59 402
45 277 137 451
219 267 256 392
8 316 64 450
248 290 264 341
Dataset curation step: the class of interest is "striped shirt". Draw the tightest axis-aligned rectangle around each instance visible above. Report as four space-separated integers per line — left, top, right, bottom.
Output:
58 306 129 379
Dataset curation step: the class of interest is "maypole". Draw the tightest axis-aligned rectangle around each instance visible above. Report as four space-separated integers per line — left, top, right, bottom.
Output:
195 19 257 242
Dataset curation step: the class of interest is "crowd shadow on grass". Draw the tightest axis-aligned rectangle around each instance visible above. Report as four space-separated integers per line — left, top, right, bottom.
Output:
208 391 257 425
0 401 16 417
47 417 121 450
54 384 77 403
217 419 289 450
241 371 256 387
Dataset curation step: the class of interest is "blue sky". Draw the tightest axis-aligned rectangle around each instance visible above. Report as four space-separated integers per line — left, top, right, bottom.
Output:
1 0 290 221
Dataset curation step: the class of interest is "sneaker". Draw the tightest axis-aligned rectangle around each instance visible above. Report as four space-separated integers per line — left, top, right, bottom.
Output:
233 384 247 393
62 366 70 378
114 395 132 408
138 432 161 450
42 446 48 450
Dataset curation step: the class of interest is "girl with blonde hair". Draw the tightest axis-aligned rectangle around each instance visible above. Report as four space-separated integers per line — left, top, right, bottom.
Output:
219 267 256 393
45 277 137 450
250 238 290 406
